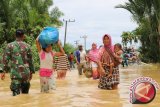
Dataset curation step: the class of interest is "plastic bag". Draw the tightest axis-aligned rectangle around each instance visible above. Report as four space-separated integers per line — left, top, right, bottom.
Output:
84 63 92 78
39 27 59 48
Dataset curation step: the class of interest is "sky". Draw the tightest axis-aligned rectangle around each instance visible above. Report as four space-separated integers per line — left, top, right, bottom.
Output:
49 0 138 49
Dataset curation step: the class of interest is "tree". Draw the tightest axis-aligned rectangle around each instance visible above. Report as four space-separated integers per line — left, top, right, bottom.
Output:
116 0 160 62
121 31 139 47
64 43 76 54
0 0 64 43
50 7 64 27
0 0 64 70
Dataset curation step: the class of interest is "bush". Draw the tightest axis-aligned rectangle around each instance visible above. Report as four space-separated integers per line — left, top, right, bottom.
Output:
31 43 40 71
64 43 76 54
0 42 7 54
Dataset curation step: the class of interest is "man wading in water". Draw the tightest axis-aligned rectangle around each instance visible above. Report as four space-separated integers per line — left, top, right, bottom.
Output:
1 29 35 96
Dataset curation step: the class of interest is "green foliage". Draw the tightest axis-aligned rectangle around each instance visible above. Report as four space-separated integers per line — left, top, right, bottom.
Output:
64 43 76 54
31 43 40 71
24 35 34 46
121 31 139 47
117 0 160 63
0 42 7 54
52 44 60 52
50 7 64 27
0 0 63 44
0 0 64 71
52 43 76 54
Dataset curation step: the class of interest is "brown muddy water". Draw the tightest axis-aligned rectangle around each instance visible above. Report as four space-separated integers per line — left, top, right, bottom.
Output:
0 63 160 107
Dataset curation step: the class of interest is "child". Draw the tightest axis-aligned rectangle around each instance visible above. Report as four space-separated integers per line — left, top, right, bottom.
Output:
114 43 123 65
68 53 75 69
55 54 70 79
36 36 65 93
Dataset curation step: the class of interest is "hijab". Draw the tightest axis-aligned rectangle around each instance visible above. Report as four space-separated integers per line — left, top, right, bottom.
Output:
88 43 99 62
103 34 114 52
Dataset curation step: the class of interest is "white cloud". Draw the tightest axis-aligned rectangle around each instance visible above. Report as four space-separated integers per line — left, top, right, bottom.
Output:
50 0 138 49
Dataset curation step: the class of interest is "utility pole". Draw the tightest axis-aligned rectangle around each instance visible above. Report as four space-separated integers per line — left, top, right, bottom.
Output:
63 19 75 46
80 35 87 51
74 40 79 48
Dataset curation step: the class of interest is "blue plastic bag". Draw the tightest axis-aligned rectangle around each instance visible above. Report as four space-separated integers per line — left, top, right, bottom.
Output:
39 27 59 48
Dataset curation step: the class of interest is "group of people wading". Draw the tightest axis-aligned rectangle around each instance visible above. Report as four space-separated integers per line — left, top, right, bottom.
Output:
75 34 123 90
0 29 123 96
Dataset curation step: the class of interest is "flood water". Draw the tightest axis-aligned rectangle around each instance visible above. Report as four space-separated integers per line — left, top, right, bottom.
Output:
0 63 160 107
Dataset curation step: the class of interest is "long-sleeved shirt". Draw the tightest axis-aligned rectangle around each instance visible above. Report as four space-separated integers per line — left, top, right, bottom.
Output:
3 40 35 80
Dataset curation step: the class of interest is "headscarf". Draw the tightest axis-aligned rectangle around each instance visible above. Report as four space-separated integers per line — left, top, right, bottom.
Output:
103 34 114 52
91 43 98 51
98 34 114 65
88 43 99 62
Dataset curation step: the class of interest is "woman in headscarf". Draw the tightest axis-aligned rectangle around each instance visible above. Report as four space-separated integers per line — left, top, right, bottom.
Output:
88 43 100 79
97 34 120 90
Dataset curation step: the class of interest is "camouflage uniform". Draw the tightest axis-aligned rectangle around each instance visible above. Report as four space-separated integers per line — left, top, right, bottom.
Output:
3 40 35 96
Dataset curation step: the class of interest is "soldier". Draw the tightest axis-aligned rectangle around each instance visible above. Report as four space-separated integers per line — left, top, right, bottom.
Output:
1 29 35 96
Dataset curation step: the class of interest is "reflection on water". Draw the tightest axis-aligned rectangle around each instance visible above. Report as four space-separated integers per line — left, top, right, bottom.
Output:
0 64 160 107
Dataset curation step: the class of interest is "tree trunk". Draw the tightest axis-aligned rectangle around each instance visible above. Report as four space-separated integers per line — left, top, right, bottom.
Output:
158 24 160 48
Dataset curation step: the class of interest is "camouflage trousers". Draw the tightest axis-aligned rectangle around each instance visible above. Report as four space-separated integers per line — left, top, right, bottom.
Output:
10 79 30 96
10 71 31 96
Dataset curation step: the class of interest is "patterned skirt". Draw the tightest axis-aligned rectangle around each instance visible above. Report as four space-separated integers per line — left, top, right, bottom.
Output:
98 66 119 90
40 74 56 93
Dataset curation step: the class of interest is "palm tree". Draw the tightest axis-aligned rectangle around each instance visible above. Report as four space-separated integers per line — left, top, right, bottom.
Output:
121 32 129 47
116 0 160 62
121 31 139 47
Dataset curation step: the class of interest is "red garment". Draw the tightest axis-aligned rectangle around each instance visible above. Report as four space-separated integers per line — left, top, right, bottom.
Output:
69 54 74 61
39 68 53 77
